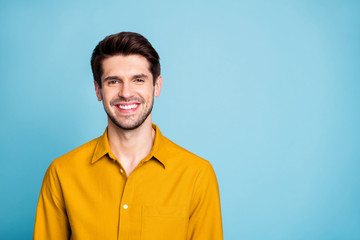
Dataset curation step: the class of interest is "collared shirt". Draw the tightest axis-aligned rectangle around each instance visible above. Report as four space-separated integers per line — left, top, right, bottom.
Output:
33 124 223 240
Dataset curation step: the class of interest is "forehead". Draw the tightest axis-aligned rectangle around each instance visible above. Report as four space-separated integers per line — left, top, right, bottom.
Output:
101 54 151 79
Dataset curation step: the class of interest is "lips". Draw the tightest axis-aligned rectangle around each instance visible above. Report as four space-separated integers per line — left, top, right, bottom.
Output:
118 104 138 110
115 103 139 113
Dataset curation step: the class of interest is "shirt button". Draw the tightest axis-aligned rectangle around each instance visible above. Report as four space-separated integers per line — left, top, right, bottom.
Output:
120 169 124 174
123 204 128 210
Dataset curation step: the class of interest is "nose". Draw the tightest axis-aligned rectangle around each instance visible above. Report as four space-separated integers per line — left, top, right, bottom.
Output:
119 81 134 99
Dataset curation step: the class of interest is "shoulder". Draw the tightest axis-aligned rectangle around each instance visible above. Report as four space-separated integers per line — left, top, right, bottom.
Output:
160 136 220 197
160 135 213 171
50 137 100 171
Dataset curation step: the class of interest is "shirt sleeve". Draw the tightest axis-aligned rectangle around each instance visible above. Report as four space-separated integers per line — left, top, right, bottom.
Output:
33 163 70 240
187 162 223 240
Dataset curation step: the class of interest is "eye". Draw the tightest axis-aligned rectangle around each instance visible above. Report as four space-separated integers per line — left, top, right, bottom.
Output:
135 78 145 83
108 80 119 85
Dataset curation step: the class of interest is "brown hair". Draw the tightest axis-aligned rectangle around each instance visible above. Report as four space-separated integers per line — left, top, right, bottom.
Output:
91 32 160 87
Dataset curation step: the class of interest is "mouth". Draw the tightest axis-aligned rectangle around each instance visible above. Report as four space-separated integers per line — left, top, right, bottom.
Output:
115 103 140 113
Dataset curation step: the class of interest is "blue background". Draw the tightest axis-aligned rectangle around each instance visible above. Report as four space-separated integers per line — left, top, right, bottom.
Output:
1 0 360 239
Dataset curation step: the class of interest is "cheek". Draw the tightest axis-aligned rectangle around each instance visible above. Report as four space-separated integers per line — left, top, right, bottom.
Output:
144 85 156 97
102 89 117 101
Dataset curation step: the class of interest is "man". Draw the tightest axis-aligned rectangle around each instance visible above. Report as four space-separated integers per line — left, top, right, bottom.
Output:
33 32 223 240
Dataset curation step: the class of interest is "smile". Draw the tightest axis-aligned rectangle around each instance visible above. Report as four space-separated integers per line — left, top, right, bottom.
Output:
115 103 140 113
118 104 138 110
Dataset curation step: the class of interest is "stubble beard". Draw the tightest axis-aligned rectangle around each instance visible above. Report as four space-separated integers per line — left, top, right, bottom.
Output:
103 95 154 131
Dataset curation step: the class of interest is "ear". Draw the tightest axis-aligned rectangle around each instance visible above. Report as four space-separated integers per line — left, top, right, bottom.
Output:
154 76 163 98
94 81 102 101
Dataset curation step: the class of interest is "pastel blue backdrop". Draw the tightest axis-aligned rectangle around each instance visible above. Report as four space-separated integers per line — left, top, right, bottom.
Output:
1 0 359 239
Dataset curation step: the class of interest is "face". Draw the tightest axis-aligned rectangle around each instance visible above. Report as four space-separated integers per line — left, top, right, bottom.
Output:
95 54 162 130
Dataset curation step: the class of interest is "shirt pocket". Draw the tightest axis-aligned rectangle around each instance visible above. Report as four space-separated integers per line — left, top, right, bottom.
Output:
141 205 187 240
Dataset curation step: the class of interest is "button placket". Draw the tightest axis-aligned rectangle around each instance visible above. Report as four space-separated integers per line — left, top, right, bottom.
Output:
118 175 133 239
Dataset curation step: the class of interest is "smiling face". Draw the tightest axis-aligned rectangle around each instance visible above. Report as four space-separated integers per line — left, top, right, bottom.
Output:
95 54 162 130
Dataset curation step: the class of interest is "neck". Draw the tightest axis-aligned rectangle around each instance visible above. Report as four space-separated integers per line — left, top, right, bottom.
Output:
107 116 155 175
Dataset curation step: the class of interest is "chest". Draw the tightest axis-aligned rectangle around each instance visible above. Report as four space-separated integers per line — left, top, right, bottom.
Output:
63 159 196 240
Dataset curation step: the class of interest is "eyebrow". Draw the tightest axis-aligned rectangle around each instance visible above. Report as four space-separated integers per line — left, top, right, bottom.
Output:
103 73 149 82
132 73 149 79
103 76 120 82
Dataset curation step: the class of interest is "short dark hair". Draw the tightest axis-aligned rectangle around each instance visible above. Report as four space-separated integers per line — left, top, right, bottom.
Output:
91 32 160 87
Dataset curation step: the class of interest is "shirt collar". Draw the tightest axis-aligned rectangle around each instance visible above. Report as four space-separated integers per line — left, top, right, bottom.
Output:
91 123 167 168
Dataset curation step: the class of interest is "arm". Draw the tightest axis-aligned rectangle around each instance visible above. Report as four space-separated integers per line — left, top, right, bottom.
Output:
33 163 70 240
187 162 223 240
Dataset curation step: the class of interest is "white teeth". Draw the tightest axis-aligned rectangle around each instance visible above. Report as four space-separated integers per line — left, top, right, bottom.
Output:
119 104 138 110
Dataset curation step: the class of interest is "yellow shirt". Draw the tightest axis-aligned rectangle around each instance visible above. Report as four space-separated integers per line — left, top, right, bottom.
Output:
33 124 223 240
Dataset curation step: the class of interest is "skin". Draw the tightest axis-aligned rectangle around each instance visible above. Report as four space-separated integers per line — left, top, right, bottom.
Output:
94 54 162 175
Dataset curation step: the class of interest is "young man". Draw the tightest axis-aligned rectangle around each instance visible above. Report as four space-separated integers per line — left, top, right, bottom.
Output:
33 32 223 240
